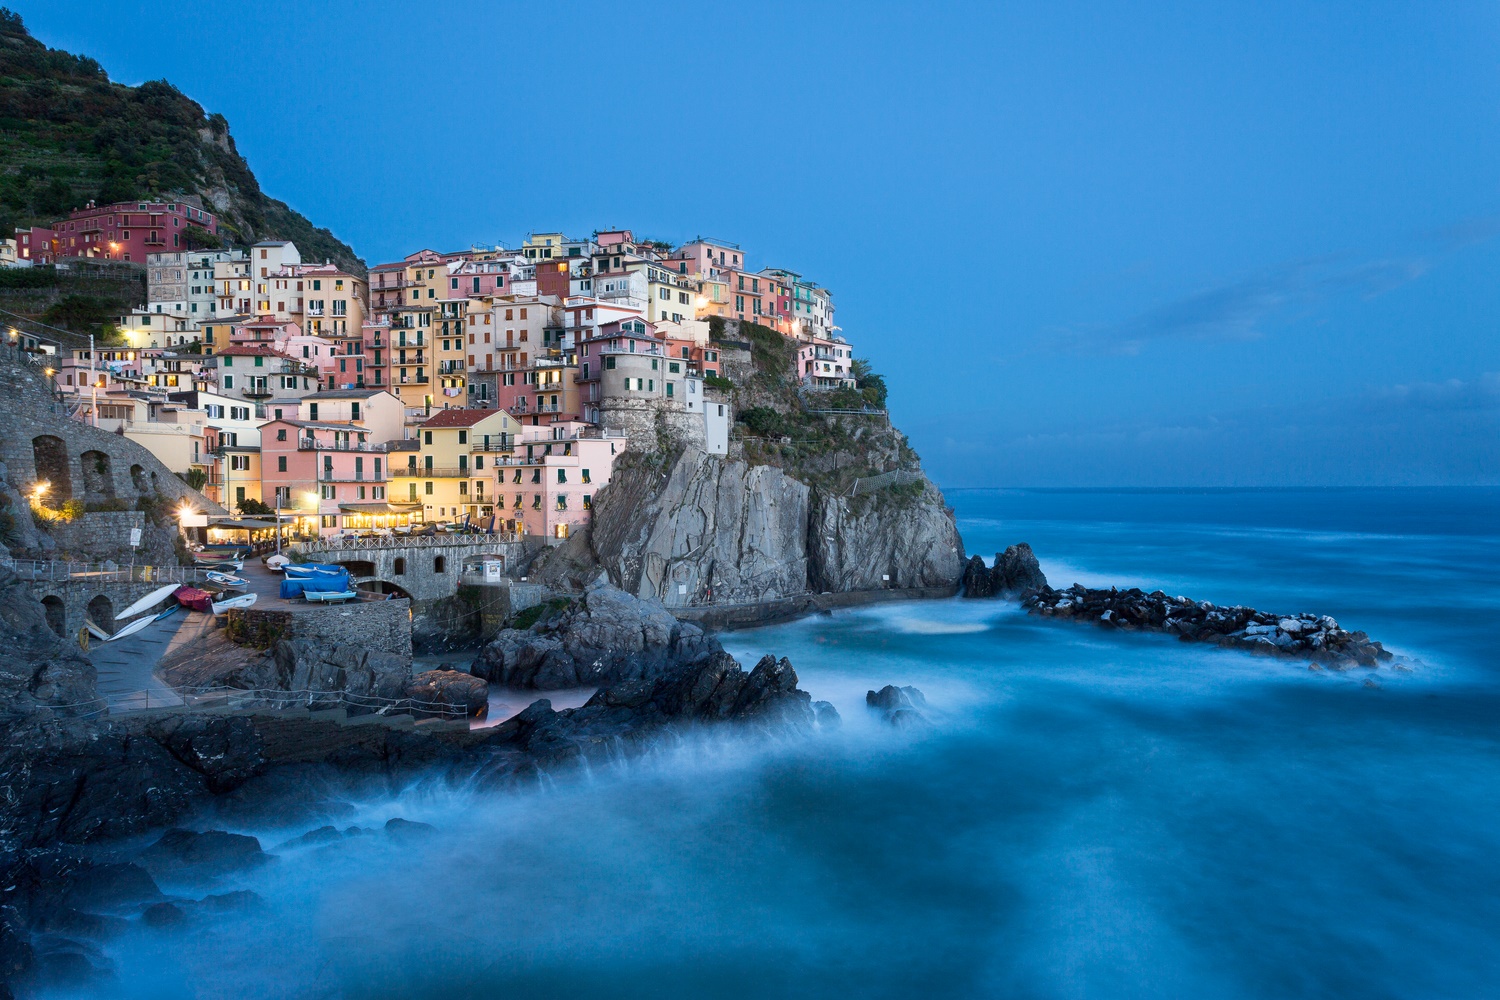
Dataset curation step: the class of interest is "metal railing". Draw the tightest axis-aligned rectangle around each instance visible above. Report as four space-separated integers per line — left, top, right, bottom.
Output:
294 534 518 554
849 470 925 495
12 560 205 585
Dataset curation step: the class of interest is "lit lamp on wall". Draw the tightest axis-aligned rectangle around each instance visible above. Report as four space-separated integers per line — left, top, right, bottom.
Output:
29 481 50 511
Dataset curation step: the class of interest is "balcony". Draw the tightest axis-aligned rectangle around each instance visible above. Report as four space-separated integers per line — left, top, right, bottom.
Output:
298 438 380 452
471 441 515 453
397 466 471 479
242 387 273 399
398 375 430 385
532 402 562 413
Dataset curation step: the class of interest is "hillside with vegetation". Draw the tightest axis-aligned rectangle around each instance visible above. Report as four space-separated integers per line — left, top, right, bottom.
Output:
0 8 362 273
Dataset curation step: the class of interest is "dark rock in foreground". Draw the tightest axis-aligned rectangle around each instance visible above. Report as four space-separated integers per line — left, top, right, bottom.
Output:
866 685 929 727
470 584 722 689
406 669 488 718
1024 584 1395 667
961 543 1048 599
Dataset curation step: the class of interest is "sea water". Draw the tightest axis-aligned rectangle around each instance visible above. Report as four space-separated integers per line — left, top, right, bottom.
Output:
53 488 1500 999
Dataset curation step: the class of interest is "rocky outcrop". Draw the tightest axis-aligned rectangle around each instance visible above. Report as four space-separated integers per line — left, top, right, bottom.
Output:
581 447 964 610
1024 584 1397 667
407 669 488 718
591 450 811 607
808 483 965 592
0 567 99 720
470 584 722 688
865 684 929 728
157 631 412 705
961 543 1049 598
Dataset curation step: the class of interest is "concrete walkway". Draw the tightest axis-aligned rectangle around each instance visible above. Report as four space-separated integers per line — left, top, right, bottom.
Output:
90 609 200 711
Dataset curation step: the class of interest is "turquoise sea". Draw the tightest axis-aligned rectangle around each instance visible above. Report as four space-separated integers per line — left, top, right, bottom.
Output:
61 488 1500 999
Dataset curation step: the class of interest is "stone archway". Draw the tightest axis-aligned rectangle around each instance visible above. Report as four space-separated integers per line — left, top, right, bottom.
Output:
361 580 413 601
31 435 72 500
79 450 116 503
331 559 376 578
41 596 66 637
130 464 149 493
86 594 114 633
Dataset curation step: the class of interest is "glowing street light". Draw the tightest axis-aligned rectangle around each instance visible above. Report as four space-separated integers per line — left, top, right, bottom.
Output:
30 481 50 505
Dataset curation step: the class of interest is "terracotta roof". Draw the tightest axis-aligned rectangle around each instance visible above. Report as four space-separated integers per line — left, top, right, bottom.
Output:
218 344 295 358
422 408 504 428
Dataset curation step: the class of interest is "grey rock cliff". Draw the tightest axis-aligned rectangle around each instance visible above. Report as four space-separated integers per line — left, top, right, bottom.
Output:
555 447 963 608
0 567 99 719
589 450 810 606
808 482 965 592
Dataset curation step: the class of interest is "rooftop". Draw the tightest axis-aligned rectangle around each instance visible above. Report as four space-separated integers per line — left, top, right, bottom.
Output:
423 408 506 429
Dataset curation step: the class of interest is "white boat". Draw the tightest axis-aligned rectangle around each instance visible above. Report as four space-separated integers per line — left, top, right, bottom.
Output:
264 554 290 571
86 615 157 642
206 571 248 590
211 592 258 615
196 558 243 572
115 583 181 620
303 589 358 604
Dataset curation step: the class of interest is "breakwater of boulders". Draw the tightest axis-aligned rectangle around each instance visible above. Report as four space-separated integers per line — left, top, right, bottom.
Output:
962 542 1397 669
1022 584 1395 667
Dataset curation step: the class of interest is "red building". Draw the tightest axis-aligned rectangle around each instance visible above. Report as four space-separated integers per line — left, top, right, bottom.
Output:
25 199 220 264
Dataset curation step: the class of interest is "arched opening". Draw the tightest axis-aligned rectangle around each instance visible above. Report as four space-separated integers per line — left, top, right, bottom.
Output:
332 559 376 578
41 596 66 637
86 595 114 633
129 464 149 493
31 435 72 500
79 450 116 503
360 580 413 601
433 555 447 573
393 557 407 575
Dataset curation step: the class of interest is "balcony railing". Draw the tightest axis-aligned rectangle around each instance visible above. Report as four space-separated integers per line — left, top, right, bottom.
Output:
470 442 515 453
395 466 471 479
299 437 380 452
398 375 429 384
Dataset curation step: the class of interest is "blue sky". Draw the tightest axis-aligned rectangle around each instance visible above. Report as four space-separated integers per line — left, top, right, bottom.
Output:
17 1 1500 486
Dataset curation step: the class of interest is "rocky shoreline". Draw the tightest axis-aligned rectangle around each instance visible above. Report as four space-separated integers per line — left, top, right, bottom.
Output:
1023 584 1396 667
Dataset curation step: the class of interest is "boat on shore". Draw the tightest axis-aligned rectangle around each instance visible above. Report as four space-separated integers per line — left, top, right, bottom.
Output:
210 592 258 615
114 583 180 620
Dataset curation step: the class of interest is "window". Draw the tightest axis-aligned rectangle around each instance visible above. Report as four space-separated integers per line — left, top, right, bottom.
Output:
223 375 234 388
433 555 446 573
457 430 467 444
424 431 432 445
277 456 287 472
351 401 360 421
557 469 567 484
669 362 680 373
425 481 433 495
308 403 319 421
666 382 674 398
394 557 406 575
605 356 616 370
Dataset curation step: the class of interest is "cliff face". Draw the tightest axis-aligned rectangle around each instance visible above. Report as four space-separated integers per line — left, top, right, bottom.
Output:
590 451 811 606
807 483 965 593
567 448 962 610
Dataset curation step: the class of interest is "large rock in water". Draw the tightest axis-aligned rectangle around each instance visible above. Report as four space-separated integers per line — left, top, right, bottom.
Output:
0 567 100 719
470 584 721 688
960 542 1048 599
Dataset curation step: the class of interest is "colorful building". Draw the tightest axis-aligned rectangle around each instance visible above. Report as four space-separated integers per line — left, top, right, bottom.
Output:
496 422 626 539
390 407 520 523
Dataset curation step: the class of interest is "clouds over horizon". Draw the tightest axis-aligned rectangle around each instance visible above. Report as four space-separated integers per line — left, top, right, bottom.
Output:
1043 253 1431 357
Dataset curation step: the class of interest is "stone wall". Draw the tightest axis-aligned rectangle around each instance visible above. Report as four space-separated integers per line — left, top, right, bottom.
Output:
0 350 219 561
227 599 412 659
292 538 535 602
23 578 181 640
40 511 179 563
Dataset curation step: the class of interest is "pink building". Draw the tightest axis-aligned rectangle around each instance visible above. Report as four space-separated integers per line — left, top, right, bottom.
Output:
259 418 395 536
796 335 858 388
495 423 627 540
30 199 219 263
670 238 743 277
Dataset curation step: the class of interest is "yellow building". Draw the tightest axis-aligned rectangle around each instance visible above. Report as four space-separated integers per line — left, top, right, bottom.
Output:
391 407 518 523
